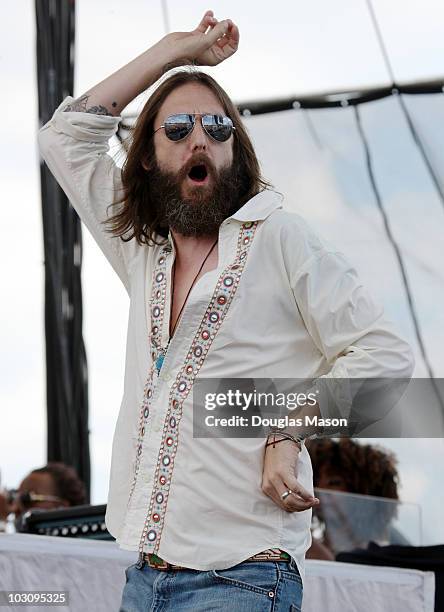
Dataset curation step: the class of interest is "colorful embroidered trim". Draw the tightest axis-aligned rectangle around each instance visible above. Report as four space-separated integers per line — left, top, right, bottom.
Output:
126 246 170 507
138 221 258 555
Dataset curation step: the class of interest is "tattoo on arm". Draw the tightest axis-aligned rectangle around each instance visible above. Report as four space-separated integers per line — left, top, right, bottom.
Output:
63 94 112 116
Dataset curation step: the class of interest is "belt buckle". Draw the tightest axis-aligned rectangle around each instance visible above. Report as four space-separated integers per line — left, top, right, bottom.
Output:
249 549 291 562
146 553 170 571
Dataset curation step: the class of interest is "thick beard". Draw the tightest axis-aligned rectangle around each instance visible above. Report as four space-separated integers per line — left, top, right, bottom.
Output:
147 154 243 238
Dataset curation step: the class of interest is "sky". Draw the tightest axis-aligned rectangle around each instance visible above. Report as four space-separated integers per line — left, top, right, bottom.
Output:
1 0 444 545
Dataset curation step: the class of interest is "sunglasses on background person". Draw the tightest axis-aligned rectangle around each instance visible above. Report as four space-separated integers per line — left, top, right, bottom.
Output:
154 113 236 142
7 489 63 508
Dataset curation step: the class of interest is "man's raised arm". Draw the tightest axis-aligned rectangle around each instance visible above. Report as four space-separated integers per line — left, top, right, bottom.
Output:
63 10 239 116
38 10 239 289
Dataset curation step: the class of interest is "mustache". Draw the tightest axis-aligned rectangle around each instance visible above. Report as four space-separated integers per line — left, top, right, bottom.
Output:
178 153 217 181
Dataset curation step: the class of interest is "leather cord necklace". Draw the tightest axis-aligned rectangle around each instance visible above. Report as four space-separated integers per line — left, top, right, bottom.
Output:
155 237 219 374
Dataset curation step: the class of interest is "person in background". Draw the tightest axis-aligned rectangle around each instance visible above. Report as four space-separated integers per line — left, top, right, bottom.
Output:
306 438 402 559
0 462 87 531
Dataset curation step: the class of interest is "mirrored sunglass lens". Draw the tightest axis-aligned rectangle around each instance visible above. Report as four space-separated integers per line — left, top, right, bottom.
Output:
164 115 194 141
202 115 233 141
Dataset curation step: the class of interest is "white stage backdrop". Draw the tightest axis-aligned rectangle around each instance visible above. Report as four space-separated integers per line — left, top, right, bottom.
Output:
0 534 435 612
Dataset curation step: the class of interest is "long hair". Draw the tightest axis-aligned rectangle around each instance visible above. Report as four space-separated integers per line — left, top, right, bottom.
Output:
32 462 87 506
104 69 271 246
306 438 399 500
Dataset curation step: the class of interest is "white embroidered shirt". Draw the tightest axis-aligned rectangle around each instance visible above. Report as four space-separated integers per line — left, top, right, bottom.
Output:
38 97 414 575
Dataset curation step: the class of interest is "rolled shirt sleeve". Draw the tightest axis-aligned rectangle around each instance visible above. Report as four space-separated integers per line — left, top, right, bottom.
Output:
37 95 140 294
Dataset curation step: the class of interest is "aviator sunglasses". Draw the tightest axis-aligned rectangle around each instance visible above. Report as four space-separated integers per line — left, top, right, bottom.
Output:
154 113 236 143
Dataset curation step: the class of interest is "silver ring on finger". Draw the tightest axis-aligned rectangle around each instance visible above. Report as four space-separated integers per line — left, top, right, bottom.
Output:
281 489 293 501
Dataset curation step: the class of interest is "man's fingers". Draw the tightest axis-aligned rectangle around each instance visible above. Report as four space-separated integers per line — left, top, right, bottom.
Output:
264 482 292 511
195 10 215 34
284 496 317 513
284 479 317 503
226 20 240 46
262 477 319 513
204 19 230 45
216 35 230 50
277 479 320 512
216 21 239 52
280 486 319 513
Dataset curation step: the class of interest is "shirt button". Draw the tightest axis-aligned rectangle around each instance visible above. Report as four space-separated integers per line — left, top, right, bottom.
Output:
163 372 171 381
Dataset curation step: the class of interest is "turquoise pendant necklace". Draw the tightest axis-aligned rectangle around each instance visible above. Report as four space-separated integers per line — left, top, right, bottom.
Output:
155 348 168 373
155 237 218 375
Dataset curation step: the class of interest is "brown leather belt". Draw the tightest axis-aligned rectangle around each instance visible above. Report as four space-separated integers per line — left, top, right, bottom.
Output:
143 549 291 571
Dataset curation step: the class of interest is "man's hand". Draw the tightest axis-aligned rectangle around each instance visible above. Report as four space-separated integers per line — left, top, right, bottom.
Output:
65 10 239 117
262 440 320 512
162 10 240 68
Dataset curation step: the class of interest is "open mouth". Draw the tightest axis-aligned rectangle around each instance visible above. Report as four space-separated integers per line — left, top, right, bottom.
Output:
187 164 208 183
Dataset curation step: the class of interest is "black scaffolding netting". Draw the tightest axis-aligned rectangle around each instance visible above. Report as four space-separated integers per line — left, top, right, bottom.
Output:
35 0 90 500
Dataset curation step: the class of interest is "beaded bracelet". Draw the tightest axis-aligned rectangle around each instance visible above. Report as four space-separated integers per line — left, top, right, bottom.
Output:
265 437 294 448
265 431 303 451
269 428 304 443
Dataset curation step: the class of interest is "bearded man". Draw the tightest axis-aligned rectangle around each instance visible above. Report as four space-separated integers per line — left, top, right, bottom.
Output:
38 10 414 611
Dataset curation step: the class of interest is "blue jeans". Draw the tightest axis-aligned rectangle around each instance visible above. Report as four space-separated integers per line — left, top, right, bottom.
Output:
120 558 303 611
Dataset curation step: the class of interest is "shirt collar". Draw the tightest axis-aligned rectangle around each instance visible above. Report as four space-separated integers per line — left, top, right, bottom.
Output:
229 189 283 222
